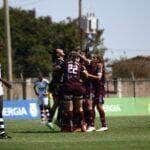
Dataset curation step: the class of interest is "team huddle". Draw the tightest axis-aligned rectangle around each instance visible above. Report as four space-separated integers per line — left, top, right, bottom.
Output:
34 48 108 132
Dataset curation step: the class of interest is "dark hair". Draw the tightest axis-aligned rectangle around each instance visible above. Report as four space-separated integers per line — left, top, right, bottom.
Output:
97 56 103 63
68 51 79 62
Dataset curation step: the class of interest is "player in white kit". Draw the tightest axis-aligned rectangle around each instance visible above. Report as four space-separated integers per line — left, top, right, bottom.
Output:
0 64 12 139
34 74 50 125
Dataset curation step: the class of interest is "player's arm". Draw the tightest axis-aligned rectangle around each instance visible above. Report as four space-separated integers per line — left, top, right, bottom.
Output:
44 81 49 96
84 65 103 80
33 84 39 96
86 72 102 80
78 53 91 64
52 59 64 71
0 78 12 89
53 64 61 71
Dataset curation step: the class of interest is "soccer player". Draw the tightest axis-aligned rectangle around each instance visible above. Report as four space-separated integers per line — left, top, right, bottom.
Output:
34 74 51 127
78 53 95 132
84 55 108 131
61 51 87 132
48 48 65 127
0 64 12 139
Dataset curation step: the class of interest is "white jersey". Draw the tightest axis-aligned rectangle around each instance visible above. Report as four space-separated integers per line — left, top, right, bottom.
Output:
0 64 4 96
34 78 49 98
0 82 3 96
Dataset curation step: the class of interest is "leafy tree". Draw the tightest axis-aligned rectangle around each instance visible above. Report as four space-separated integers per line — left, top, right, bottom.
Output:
0 7 105 78
111 56 150 79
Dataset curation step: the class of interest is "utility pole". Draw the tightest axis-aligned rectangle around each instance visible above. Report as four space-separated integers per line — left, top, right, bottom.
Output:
78 0 83 51
79 0 82 18
4 0 13 100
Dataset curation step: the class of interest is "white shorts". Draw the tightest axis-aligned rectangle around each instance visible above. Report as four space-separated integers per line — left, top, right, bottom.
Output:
38 96 49 106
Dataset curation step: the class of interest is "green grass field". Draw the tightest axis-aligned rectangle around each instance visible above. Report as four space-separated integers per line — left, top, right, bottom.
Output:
0 116 150 150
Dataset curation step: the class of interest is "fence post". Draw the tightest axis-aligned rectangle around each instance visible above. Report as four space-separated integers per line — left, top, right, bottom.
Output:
133 79 136 98
117 78 122 98
20 74 26 99
25 78 32 99
22 79 26 99
106 80 109 97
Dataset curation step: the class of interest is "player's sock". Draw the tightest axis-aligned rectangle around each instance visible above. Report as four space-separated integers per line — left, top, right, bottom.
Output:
48 110 55 122
73 111 78 129
39 105 46 122
67 111 73 132
79 111 85 123
88 109 95 127
79 111 86 132
61 111 67 131
82 100 88 124
56 105 62 126
61 111 73 132
99 110 107 127
44 106 50 120
40 110 46 122
0 117 5 135
83 108 89 126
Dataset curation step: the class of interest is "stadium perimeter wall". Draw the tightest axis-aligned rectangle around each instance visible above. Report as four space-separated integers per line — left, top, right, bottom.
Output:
3 98 150 119
3 78 150 99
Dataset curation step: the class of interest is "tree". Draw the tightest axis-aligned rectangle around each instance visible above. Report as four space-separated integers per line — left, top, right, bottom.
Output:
111 56 150 79
0 7 105 78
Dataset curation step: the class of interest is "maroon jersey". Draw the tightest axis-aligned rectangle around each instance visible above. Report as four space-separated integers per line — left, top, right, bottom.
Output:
63 61 84 82
92 65 106 97
84 63 95 96
84 61 105 96
52 58 65 83
63 60 86 96
49 58 64 94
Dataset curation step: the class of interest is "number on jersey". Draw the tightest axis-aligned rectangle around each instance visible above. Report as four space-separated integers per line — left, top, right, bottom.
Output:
68 64 78 74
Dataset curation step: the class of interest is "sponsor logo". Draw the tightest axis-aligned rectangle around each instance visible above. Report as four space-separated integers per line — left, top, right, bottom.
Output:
29 103 38 117
3 107 28 117
104 104 122 112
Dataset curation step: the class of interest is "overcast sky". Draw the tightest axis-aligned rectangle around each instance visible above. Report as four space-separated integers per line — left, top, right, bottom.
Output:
0 0 150 59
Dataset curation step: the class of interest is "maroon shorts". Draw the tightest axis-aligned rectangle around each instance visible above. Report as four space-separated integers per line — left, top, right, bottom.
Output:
94 94 104 104
94 86 105 104
63 81 86 101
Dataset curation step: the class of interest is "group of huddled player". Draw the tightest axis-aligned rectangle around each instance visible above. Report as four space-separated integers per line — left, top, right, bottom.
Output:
34 48 108 132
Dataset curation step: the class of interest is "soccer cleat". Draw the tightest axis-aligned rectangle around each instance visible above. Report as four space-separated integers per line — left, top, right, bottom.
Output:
96 127 108 132
46 122 55 131
86 126 96 132
0 133 11 139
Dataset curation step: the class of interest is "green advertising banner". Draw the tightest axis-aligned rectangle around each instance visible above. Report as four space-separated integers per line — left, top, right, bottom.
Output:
103 98 150 116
